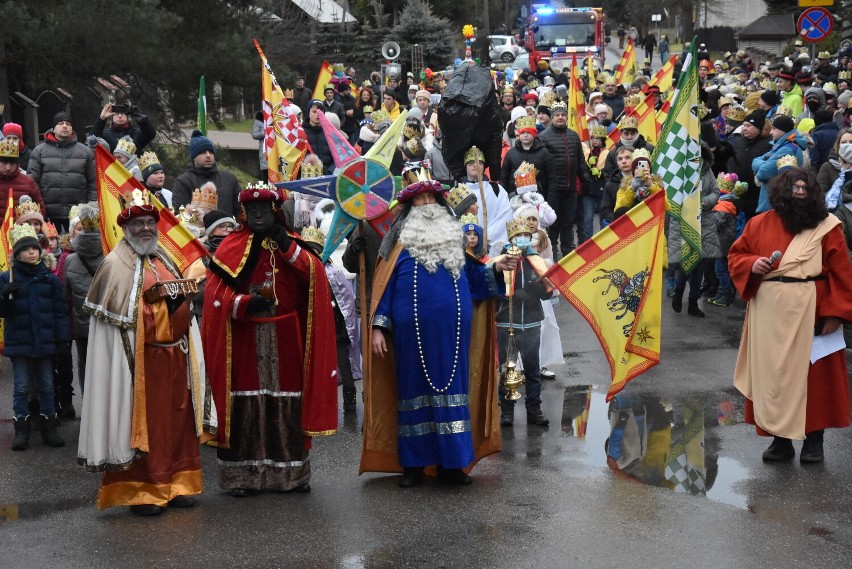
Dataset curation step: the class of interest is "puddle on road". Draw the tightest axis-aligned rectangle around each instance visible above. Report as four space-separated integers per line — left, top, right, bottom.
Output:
560 385 749 509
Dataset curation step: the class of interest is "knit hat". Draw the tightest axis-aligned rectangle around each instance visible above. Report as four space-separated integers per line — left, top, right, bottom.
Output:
1 123 25 151
189 129 215 160
113 136 137 161
510 106 527 124
52 112 71 128
415 89 430 101
760 90 780 107
15 195 43 225
203 209 237 238
743 110 766 131
838 91 852 109
771 114 795 133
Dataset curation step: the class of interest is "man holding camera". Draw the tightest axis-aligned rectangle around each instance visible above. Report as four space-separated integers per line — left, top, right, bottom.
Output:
93 102 157 155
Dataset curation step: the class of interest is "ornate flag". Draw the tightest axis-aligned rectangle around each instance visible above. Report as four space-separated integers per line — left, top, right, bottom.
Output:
614 38 636 85
197 76 207 136
254 40 308 184
652 39 702 274
544 190 666 401
95 145 207 272
0 188 14 351
648 55 677 93
567 55 589 141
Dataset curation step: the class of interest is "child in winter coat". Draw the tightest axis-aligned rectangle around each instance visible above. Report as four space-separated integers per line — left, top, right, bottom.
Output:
0 224 69 451
708 173 746 306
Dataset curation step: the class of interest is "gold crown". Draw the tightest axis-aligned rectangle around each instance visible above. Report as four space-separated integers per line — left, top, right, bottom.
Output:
727 105 748 122
10 222 37 245
631 148 652 163
818 51 831 60
697 102 710 119
300 226 325 247
590 125 608 138
464 146 485 164
459 213 478 227
617 115 638 130
138 151 160 173
362 80 372 88
115 136 137 157
0 137 19 159
775 105 793 117
515 116 536 131
371 109 390 124
403 121 424 140
777 154 798 170
550 100 568 114
600 73 615 85
823 82 838 96
539 91 556 108
42 221 58 238
506 217 535 240
362 105 373 113
324 83 335 92
527 78 540 89
300 160 324 179
178 205 202 227
333 63 345 73
119 188 154 210
445 184 475 210
839 71 852 80
77 203 100 231
191 182 218 212
15 196 41 219
623 94 642 108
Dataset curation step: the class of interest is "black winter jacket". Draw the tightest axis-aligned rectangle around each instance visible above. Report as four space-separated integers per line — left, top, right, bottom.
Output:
537 125 592 206
500 138 554 196
172 163 242 216
495 251 552 327
304 123 334 174
599 168 626 225
27 131 96 222
92 114 156 155
602 135 655 179
63 232 105 339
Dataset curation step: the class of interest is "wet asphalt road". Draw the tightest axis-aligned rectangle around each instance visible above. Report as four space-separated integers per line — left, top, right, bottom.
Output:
2 292 852 568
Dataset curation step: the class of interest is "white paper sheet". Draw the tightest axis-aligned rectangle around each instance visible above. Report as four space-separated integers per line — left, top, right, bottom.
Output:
810 327 846 364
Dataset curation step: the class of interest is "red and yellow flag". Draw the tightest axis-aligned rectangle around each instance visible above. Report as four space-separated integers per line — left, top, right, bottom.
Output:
633 92 659 145
0 188 14 352
544 190 666 401
567 55 589 141
95 145 207 273
614 38 637 85
312 61 359 100
648 55 677 93
587 55 597 90
255 40 308 183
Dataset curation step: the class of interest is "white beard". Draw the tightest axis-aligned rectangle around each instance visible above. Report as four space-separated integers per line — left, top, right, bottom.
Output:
399 203 465 279
125 233 160 256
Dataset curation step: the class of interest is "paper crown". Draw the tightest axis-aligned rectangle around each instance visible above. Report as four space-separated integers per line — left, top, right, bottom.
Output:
775 105 793 117
464 146 485 164
77 203 100 231
117 188 160 226
777 154 798 170
550 100 568 115
10 222 37 245
362 105 374 113
0 137 19 159
324 83 335 92
823 82 838 96
617 115 638 130
300 226 325 247
42 221 58 239
697 102 710 119
239 181 284 204
839 70 852 80
459 213 478 227
371 109 390 124
191 182 218 213
727 105 748 122
333 63 345 73
502 85 515 96
138 151 161 173
15 195 42 223
600 73 615 85
115 136 137 158
506 217 535 240
818 51 832 60
403 119 424 140
539 91 556 108
631 148 652 164
119 188 153 210
445 184 477 214
515 116 536 132
300 160 324 179
514 161 538 191
589 125 608 139
526 78 540 89
623 94 642 109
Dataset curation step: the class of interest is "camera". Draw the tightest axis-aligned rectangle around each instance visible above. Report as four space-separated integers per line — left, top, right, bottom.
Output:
111 104 129 115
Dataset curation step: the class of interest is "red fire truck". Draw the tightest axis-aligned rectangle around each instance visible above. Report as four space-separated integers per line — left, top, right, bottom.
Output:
525 6 608 70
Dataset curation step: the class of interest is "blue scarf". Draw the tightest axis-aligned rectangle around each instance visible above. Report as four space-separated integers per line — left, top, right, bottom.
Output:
826 169 848 212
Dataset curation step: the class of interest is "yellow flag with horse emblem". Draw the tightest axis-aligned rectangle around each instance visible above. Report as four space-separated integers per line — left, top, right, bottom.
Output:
543 191 666 400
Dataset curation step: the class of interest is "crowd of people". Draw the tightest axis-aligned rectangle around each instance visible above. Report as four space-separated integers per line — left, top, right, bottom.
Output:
2 33 852 515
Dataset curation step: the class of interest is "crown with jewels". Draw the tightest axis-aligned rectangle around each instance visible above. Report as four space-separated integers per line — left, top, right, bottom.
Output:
115 136 137 157
550 100 568 115
10 222 37 246
178 205 203 227
459 213 478 227
15 195 42 220
445 183 476 212
0 137 19 159
464 146 485 164
239 180 284 204
777 154 798 170
300 160 324 179
589 125 608 139
120 188 154 210
617 114 638 130
300 226 325 247
623 94 643 109
502 85 515 96
514 161 538 190
138 151 160 173
537 91 555 108
506 217 535 240
191 182 218 213
727 105 748 122
515 116 536 132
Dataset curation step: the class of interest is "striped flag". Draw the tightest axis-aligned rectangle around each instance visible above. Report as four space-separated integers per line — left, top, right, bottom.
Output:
567 55 589 141
95 145 207 272
0 188 14 352
197 76 207 136
652 39 702 274
632 93 659 145
648 55 677 93
614 38 636 85
544 191 666 400
587 55 597 90
254 40 308 183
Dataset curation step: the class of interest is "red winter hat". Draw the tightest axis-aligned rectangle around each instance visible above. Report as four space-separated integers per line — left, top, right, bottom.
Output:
2 123 25 151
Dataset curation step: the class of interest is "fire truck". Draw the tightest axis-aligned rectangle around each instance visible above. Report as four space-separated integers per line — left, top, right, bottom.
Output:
525 6 608 70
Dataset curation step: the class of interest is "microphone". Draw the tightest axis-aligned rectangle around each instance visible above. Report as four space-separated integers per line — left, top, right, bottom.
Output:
769 250 782 265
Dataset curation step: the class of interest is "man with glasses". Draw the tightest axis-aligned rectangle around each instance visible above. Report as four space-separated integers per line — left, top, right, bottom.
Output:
78 189 217 516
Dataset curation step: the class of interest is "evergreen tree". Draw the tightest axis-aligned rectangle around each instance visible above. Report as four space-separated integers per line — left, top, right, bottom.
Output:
391 0 456 70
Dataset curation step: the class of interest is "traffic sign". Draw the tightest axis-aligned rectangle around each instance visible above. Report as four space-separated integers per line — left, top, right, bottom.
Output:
797 7 834 44
798 0 834 7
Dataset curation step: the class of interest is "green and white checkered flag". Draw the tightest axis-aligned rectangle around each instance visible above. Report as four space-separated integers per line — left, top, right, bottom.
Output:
652 39 702 274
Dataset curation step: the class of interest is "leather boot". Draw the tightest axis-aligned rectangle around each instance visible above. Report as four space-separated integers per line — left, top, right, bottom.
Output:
671 285 685 313
800 430 824 463
39 414 65 448
12 416 30 451
526 406 550 427
398 467 424 488
342 387 357 412
687 298 705 317
762 436 794 461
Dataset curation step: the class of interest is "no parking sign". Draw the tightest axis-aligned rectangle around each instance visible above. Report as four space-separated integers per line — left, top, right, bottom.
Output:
797 7 834 43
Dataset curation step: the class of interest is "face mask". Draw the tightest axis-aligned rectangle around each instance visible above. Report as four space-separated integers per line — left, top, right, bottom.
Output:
621 136 636 149
512 236 532 249
600 119 611 127
208 235 226 250
807 99 821 112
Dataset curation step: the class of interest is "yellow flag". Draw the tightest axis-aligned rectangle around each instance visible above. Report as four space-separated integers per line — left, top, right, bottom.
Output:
567 56 589 141
544 191 665 400
614 38 636 85
0 188 13 352
648 55 677 93
587 55 597 90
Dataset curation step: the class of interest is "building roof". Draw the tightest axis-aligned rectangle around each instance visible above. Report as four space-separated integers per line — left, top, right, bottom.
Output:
736 13 797 40
291 0 356 23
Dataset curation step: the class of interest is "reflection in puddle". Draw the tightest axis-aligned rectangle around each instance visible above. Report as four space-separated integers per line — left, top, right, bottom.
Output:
561 386 749 509
0 498 90 524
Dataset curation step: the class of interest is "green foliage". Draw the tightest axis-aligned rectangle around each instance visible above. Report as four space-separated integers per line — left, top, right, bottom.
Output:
390 0 455 70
